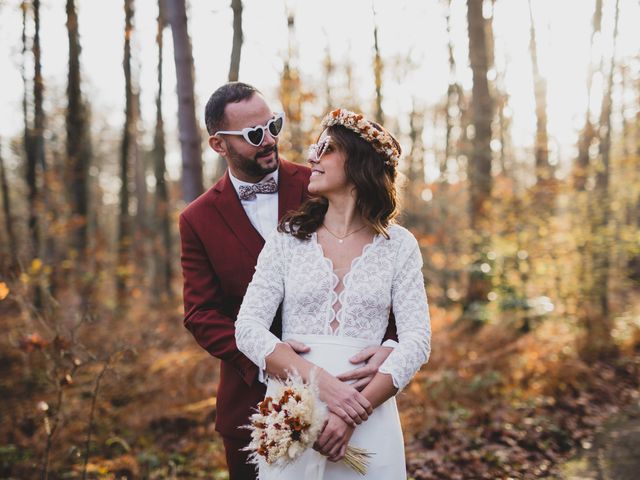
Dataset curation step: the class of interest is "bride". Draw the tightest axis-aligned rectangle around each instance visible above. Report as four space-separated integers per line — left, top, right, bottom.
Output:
235 108 431 479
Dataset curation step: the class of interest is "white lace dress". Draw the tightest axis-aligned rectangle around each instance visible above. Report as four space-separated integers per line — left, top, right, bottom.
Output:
235 224 431 479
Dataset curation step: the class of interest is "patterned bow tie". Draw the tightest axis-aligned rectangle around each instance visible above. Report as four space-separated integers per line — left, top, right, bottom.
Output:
238 177 278 201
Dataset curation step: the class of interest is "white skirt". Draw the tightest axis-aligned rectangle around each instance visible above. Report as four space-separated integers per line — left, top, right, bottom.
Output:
259 334 406 480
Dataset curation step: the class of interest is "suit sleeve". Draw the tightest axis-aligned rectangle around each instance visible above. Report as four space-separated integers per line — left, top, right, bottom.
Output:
382 312 399 344
179 213 258 386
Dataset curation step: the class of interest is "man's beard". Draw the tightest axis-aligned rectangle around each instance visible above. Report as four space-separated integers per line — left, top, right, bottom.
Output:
227 142 279 179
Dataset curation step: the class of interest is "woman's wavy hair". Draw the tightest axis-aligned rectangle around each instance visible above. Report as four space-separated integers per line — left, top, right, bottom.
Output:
279 124 400 240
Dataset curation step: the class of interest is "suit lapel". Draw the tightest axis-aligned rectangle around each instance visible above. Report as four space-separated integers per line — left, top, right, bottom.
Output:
278 160 304 218
213 172 264 260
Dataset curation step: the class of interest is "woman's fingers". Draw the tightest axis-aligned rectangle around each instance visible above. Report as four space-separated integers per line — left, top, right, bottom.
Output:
317 428 339 455
343 404 363 425
326 440 343 461
328 443 347 462
333 407 357 428
322 435 341 456
354 391 373 415
350 393 372 421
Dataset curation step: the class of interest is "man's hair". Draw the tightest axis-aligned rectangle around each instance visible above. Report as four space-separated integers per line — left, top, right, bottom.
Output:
204 82 260 135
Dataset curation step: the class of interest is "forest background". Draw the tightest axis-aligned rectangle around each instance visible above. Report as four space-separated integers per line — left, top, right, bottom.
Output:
0 0 639 479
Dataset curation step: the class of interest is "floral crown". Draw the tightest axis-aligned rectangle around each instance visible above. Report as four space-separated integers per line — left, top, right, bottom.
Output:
320 108 401 167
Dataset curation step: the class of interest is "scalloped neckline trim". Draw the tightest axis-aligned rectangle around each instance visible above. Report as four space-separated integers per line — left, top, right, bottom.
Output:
312 231 383 335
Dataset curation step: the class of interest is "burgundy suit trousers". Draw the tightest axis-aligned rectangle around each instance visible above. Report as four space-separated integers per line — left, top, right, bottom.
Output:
222 435 257 480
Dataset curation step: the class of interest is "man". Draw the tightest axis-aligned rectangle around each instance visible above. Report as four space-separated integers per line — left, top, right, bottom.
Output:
179 82 396 479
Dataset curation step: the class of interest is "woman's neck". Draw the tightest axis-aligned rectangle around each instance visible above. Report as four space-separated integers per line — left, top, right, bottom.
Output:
323 192 365 236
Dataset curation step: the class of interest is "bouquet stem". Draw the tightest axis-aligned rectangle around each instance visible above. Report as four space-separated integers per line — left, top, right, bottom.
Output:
342 445 374 475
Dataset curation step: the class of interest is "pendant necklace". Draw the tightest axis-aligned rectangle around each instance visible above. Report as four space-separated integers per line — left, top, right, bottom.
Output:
322 223 368 244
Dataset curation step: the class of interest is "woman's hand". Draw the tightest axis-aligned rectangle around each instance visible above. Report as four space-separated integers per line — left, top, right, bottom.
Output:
317 369 372 427
313 412 355 462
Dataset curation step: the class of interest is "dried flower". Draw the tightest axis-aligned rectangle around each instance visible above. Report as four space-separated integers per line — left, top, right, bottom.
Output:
244 370 373 474
321 108 401 167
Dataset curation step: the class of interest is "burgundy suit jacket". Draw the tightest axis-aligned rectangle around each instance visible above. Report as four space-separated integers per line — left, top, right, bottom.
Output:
180 159 398 440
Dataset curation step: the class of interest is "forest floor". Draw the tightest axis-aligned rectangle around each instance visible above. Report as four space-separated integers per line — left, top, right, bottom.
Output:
0 287 639 479
558 405 640 480
401 305 640 480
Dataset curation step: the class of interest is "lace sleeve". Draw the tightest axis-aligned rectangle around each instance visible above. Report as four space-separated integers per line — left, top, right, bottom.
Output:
235 230 286 375
378 232 431 391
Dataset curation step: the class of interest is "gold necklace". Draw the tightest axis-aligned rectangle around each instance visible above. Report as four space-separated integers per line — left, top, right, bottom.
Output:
322 223 368 244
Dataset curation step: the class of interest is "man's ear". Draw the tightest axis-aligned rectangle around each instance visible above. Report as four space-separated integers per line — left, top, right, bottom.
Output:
209 135 226 156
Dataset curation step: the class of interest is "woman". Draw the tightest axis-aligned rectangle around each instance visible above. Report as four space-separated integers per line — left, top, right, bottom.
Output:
235 108 431 479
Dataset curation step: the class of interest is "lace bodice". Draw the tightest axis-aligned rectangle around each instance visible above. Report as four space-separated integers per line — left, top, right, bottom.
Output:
235 224 431 390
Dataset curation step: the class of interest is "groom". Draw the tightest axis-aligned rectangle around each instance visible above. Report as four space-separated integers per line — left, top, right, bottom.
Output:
179 82 397 479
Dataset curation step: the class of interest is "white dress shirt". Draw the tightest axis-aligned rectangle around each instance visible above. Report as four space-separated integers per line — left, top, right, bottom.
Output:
228 169 279 239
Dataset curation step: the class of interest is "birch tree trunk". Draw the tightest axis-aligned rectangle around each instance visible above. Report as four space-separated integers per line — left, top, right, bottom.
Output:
164 0 203 202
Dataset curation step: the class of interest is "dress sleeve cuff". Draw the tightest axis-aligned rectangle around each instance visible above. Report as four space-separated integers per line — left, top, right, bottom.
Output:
378 365 402 390
258 339 283 384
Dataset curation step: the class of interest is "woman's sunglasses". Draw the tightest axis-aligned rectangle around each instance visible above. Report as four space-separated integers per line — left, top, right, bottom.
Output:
215 112 285 147
307 136 332 161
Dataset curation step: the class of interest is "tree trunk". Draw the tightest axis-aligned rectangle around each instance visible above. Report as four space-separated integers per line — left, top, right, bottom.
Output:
323 43 334 112
33 0 45 177
581 0 620 359
344 55 360 113
133 91 146 226
34 0 60 306
228 0 243 82
372 6 384 124
22 0 39 266
66 0 91 256
496 89 510 177
527 0 551 185
405 101 424 228
444 0 465 179
0 141 17 272
22 0 44 310
164 0 203 202
118 0 134 302
574 0 603 191
464 0 494 320
440 0 464 306
153 0 173 297
278 11 305 164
